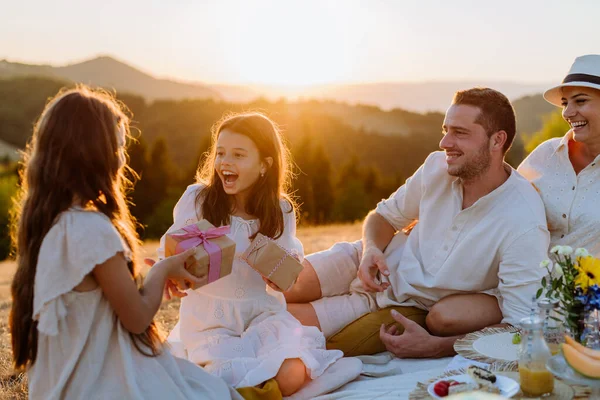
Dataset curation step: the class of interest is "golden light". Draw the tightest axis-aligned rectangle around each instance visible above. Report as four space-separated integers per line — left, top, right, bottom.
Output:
220 2 355 86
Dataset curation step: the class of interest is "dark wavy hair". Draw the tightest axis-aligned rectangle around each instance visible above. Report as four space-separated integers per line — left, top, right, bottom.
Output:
195 112 296 239
10 86 162 371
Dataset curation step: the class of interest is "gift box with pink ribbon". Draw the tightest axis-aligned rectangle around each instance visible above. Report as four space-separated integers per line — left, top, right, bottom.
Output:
164 220 236 289
241 233 303 291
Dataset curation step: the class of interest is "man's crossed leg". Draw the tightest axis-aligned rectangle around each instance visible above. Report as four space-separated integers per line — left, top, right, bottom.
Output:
286 241 503 358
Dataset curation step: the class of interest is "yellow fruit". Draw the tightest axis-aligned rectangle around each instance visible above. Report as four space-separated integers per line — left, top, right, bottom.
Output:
562 343 600 379
564 335 600 361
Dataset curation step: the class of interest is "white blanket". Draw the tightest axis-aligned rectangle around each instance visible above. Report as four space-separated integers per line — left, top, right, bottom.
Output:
312 354 490 399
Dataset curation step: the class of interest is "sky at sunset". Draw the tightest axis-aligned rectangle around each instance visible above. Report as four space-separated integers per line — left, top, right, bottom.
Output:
2 0 599 86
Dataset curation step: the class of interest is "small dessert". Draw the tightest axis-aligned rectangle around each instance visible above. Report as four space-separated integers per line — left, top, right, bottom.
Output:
433 380 459 397
467 365 497 385
447 382 479 395
477 383 502 394
432 369 502 397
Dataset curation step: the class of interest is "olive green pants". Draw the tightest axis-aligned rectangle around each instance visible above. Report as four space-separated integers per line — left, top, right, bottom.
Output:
325 306 428 356
236 379 281 400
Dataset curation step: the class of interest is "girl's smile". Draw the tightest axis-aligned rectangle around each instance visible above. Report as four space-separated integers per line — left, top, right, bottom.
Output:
215 129 267 203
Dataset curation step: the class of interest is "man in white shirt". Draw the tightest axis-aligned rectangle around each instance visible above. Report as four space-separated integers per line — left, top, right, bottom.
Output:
285 88 550 358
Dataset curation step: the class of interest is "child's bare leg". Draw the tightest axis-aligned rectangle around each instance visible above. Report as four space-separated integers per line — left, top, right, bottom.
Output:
274 358 309 396
287 303 322 330
284 259 322 303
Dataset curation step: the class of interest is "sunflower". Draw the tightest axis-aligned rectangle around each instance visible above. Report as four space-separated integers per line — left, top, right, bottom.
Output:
575 255 600 292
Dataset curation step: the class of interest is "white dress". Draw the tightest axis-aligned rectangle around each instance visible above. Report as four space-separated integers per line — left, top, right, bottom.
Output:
159 184 343 388
30 208 242 400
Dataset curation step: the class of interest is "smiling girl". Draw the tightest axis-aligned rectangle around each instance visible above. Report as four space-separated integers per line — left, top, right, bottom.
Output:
159 112 346 396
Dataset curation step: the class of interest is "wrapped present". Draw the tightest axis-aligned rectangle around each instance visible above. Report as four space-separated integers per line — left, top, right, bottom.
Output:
241 233 303 291
164 220 235 288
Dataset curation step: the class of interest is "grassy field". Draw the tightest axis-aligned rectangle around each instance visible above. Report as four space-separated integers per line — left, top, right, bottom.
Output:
0 222 362 398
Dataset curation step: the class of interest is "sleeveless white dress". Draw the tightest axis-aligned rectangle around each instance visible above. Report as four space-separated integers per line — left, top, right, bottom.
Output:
30 208 242 400
159 184 343 388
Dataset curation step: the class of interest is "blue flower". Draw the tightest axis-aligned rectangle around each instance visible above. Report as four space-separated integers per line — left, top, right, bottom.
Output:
589 285 600 295
588 285 600 310
576 293 589 305
577 285 600 311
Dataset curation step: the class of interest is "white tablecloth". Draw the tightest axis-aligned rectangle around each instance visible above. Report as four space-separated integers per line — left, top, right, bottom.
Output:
315 355 451 399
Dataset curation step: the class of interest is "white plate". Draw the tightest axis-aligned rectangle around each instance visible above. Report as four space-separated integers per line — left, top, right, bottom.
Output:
472 332 519 361
427 374 520 398
454 327 520 368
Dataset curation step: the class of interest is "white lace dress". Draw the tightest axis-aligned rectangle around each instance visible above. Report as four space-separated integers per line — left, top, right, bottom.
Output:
159 184 343 388
29 208 242 400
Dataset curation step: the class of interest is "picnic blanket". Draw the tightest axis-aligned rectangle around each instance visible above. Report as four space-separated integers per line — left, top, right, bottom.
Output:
287 353 453 399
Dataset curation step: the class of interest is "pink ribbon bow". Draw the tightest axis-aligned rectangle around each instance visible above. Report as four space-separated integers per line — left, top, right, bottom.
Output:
171 224 231 283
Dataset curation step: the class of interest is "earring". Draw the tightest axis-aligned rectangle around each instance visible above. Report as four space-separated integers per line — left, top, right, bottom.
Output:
260 171 265 178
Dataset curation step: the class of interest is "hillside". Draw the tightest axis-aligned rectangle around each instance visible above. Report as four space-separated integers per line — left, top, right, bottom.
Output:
512 94 557 135
0 56 221 102
1 55 553 114
302 81 551 113
0 56 556 143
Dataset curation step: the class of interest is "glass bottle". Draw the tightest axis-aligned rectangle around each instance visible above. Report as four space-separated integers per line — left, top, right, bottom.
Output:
538 296 564 355
583 309 600 349
518 315 554 397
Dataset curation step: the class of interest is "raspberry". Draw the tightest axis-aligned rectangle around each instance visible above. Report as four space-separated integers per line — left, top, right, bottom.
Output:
433 381 450 397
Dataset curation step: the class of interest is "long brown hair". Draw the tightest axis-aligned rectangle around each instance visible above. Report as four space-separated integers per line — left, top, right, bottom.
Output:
196 112 296 239
10 86 162 372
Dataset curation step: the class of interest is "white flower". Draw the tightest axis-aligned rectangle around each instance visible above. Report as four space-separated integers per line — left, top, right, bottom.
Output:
575 248 590 258
550 245 562 254
551 264 564 280
558 246 573 256
539 260 551 269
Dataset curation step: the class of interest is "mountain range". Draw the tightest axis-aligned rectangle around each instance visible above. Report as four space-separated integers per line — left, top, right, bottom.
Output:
0 56 221 102
0 55 552 113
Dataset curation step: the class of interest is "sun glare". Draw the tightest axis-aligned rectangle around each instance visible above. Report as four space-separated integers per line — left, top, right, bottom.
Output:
221 2 354 86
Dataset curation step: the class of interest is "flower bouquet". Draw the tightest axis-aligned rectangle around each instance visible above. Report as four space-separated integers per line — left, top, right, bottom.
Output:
537 246 600 343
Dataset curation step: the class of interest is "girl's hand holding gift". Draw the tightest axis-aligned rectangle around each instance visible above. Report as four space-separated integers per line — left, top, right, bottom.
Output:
263 277 282 291
145 259 186 299
145 248 205 299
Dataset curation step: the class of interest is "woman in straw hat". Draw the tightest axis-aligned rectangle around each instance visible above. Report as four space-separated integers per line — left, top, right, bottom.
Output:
518 54 600 257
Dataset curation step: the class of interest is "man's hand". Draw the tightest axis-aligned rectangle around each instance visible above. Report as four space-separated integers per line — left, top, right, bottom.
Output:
380 309 458 358
358 246 390 292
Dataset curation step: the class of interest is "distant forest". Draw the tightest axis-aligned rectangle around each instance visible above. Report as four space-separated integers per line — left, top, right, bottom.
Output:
0 76 556 259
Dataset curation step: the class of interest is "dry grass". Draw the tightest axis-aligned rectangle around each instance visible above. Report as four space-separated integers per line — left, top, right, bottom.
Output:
0 222 362 398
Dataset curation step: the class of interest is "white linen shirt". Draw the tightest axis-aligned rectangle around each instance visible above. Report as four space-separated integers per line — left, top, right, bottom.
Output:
374 151 550 326
518 132 600 257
